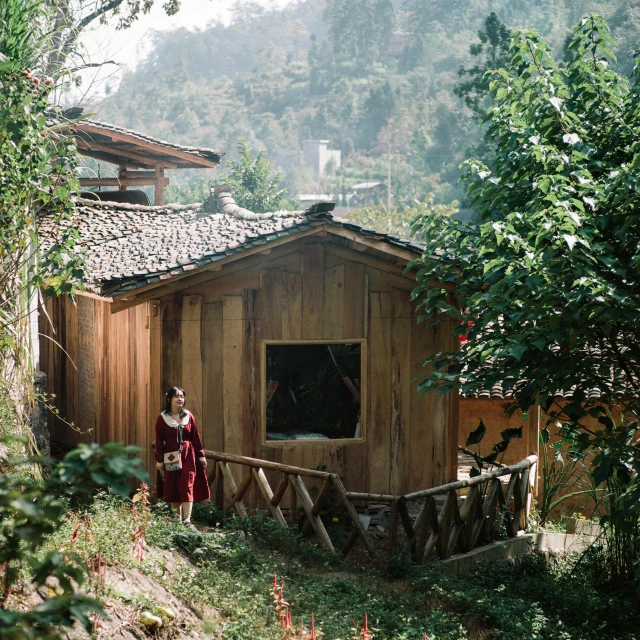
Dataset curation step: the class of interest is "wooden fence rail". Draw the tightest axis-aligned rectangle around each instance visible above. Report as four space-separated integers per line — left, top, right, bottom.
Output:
347 454 538 562
203 449 381 565
203 449 537 565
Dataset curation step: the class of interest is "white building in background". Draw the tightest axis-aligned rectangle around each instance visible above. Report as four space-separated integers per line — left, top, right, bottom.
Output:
302 140 341 178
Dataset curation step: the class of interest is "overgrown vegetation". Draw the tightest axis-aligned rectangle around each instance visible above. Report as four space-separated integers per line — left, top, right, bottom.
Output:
0 0 84 461
0 442 146 638
33 494 640 639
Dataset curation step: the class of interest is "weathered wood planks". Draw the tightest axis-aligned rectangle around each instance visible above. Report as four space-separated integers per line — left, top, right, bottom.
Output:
41 235 460 500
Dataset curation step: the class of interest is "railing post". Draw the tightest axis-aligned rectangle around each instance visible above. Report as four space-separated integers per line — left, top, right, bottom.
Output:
387 498 400 559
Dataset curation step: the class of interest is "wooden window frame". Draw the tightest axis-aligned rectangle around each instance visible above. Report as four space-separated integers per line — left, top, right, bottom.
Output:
261 339 367 447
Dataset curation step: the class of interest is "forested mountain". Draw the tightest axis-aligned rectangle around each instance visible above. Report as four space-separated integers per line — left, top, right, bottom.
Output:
96 0 640 205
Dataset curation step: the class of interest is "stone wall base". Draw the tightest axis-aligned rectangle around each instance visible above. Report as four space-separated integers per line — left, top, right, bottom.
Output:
440 531 598 575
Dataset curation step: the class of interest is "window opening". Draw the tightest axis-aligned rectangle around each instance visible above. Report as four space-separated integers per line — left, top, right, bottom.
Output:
265 342 362 441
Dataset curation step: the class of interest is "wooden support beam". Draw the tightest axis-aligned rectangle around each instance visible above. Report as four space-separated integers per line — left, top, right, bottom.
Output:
78 176 169 188
120 170 159 180
330 474 379 564
215 461 224 509
271 473 289 506
346 492 396 502
207 461 217 488
77 122 215 168
76 138 179 169
232 471 253 505
413 498 436 561
341 527 360 555
117 165 127 191
403 455 538 501
78 147 147 169
289 474 334 553
471 478 500 548
397 500 415 544
289 475 298 529
252 468 287 527
388 498 400 559
155 164 165 206
301 479 332 536
203 450 332 480
219 461 247 518
459 485 480 551
425 491 456 560
446 497 465 558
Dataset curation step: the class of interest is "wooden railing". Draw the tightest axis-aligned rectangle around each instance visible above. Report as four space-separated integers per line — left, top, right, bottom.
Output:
347 455 538 562
204 449 537 564
203 450 381 564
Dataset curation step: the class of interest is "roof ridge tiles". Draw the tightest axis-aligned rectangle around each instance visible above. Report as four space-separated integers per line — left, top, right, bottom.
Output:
76 197 200 212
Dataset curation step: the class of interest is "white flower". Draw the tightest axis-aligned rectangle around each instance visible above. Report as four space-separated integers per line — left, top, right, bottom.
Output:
563 133 581 145
549 97 563 112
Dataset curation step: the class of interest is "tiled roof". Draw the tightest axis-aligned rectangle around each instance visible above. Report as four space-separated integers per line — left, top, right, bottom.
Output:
39 187 424 298
461 384 603 402
459 355 604 401
78 118 224 166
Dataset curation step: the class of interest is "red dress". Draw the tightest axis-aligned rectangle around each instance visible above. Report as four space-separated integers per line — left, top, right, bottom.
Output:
154 410 210 503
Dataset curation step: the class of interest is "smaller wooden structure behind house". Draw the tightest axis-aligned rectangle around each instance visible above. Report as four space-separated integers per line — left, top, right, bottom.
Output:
459 374 613 513
39 187 459 496
72 118 223 205
459 381 540 468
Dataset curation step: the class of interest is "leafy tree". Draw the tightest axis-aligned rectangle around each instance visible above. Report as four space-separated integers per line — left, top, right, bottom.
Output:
359 81 395 149
0 0 83 362
348 195 457 239
325 0 395 70
219 138 289 213
454 12 512 122
401 0 474 69
0 441 147 638
411 15 640 575
45 0 182 78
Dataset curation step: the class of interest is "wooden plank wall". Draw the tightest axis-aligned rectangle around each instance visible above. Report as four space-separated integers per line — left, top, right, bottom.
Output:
39 295 155 478
175 237 458 494
38 235 458 495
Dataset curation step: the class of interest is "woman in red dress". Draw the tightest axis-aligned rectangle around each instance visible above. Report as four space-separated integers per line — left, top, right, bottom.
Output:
155 386 210 527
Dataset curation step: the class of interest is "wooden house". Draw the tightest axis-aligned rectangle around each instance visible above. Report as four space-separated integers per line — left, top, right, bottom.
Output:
39 186 459 496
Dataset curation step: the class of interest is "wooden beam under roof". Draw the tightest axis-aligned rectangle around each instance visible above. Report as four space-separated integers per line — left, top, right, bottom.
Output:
76 121 218 169
76 138 179 170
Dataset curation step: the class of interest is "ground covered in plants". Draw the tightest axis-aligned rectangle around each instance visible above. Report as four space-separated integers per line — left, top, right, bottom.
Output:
22 494 640 640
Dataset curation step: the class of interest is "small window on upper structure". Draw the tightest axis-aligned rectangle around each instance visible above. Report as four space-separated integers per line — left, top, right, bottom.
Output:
265 342 363 442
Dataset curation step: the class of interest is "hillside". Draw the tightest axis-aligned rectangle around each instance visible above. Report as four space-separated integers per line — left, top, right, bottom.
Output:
94 0 640 205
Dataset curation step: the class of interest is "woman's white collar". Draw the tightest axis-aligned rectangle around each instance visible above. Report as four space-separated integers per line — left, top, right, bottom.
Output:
162 410 190 428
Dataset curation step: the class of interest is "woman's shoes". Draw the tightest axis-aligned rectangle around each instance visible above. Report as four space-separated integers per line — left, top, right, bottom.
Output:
182 520 198 532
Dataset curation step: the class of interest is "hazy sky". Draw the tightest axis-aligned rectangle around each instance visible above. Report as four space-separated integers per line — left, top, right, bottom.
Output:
77 0 289 101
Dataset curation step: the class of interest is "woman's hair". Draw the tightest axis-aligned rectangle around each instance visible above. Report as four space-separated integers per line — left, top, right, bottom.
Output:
164 386 186 416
